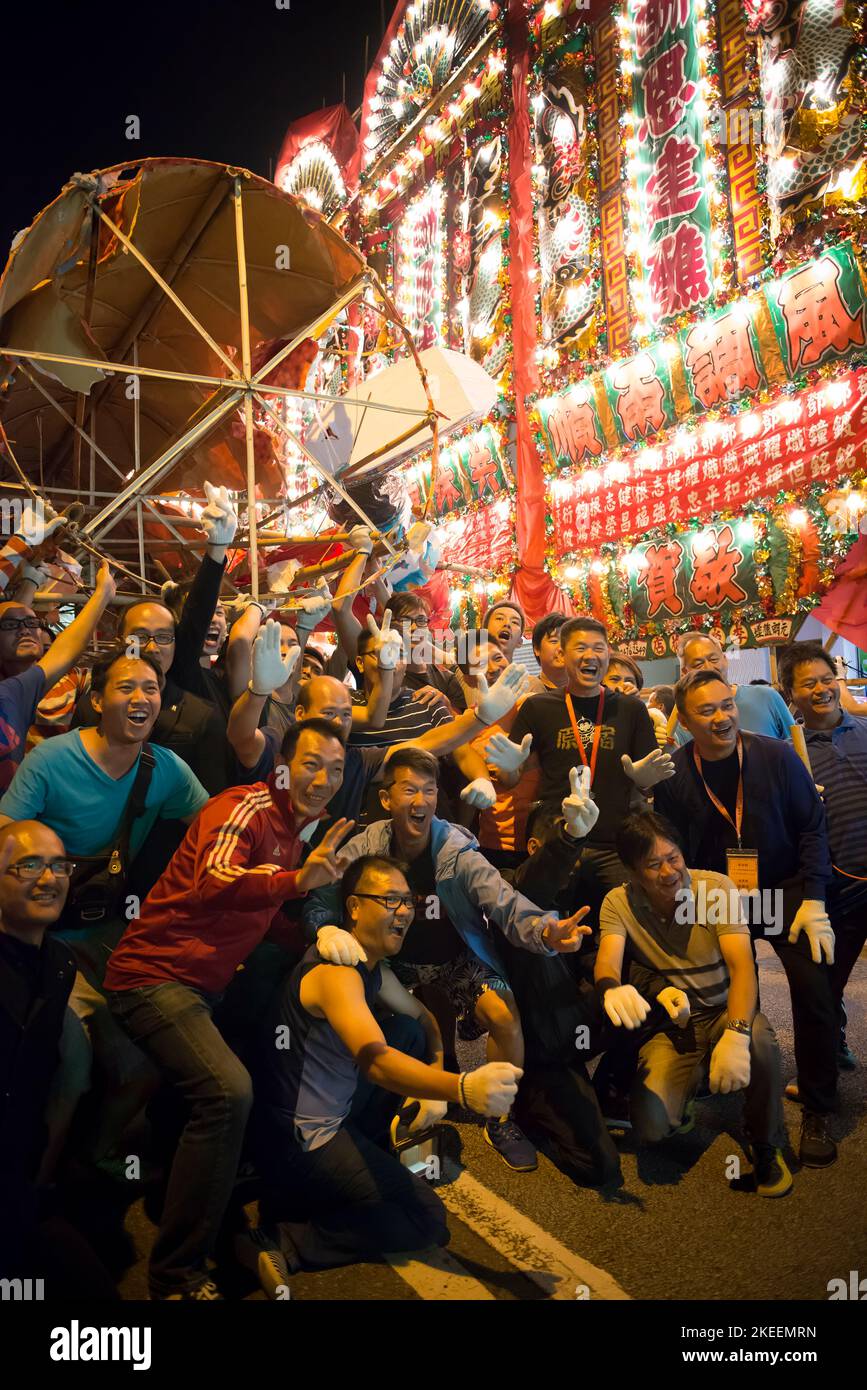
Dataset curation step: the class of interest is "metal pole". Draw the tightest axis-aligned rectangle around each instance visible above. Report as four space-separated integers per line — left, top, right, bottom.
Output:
133 339 147 592
233 175 259 600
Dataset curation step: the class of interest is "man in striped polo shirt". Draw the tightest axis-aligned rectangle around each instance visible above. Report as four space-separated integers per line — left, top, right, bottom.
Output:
595 810 792 1198
779 642 867 1072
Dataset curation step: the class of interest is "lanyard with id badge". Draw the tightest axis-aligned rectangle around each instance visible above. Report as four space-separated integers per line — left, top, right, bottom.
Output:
693 736 759 893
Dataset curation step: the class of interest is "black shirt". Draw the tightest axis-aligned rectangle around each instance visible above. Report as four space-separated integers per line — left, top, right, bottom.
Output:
509 688 657 846
700 748 740 823
399 845 464 965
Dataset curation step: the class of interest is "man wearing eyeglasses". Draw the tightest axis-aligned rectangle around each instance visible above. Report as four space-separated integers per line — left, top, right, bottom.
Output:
242 852 522 1293
0 562 117 792
0 819 115 1294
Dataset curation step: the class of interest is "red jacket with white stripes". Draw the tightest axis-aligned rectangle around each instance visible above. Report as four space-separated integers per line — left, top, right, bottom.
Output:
105 772 309 995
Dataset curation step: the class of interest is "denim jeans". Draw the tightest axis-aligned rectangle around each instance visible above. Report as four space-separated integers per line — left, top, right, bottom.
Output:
107 981 253 1297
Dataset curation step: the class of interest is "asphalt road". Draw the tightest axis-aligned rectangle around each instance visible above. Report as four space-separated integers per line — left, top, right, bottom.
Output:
112 943 867 1302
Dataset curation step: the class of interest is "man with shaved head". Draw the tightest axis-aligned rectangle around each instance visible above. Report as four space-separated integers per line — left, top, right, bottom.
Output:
672 633 793 746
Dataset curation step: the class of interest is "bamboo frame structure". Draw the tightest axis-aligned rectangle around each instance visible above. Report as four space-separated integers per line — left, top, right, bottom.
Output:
0 165 442 599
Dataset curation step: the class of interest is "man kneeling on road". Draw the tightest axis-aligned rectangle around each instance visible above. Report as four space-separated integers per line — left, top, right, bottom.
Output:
594 810 792 1197
243 854 521 1293
304 747 589 1174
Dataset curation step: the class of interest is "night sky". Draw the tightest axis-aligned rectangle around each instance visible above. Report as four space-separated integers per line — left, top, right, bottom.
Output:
1 0 388 251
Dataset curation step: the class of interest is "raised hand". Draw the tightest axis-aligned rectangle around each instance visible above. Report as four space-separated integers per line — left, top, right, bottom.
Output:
405 519 433 560
460 777 497 810
366 610 403 669
561 765 599 840
484 731 533 774
540 905 592 952
94 561 117 605
295 579 333 633
201 481 238 548
296 818 356 892
348 524 374 557
476 663 529 726
251 619 299 695
621 748 676 789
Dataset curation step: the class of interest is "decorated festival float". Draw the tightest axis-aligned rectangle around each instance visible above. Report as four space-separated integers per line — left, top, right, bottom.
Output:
0 0 865 682
275 0 867 678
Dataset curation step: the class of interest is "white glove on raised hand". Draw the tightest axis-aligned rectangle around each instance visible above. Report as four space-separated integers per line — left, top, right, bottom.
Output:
316 924 368 966
18 500 64 547
405 519 433 560
403 1097 449 1133
475 664 530 726
561 765 599 840
788 899 835 964
295 579 333 633
460 777 497 810
484 731 533 774
834 655 847 679
366 610 403 669
621 748 676 789
603 983 651 1030
709 1027 751 1094
348 524 375 557
657 986 691 1028
648 707 674 748
251 620 299 695
462 1062 523 1117
201 481 238 547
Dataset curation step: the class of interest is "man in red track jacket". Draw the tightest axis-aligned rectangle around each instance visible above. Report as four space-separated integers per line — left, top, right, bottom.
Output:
105 717 353 1301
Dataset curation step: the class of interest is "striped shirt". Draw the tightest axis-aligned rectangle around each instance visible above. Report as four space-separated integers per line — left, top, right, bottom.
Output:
600 870 749 1014
348 686 452 748
804 712 867 915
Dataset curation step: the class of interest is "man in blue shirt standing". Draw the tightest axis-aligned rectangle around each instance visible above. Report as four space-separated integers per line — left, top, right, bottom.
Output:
780 642 867 1073
671 633 793 746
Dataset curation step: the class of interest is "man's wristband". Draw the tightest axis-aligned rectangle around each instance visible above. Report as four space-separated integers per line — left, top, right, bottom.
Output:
595 975 621 1004
247 680 271 698
458 1072 469 1110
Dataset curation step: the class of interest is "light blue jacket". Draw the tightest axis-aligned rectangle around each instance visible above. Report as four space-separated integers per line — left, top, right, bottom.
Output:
303 817 555 977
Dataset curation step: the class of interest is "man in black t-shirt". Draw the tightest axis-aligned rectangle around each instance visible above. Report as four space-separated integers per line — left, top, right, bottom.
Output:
487 616 675 923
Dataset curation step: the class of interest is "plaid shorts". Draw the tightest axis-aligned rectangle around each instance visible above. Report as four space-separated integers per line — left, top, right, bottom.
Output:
389 950 510 1042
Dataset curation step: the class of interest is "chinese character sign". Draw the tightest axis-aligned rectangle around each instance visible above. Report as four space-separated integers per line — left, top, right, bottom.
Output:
412 425 513 520
628 0 714 324
536 386 606 466
603 345 677 444
765 243 867 377
629 521 758 622
395 183 444 351
680 301 766 413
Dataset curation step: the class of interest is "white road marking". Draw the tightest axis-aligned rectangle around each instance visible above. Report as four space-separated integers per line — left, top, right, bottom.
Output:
437 1163 631 1300
385 1246 497 1300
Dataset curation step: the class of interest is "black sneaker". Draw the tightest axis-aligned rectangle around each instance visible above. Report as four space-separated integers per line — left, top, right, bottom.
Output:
730 1144 793 1197
838 1034 857 1071
234 1226 291 1300
484 1117 538 1171
799 1111 837 1168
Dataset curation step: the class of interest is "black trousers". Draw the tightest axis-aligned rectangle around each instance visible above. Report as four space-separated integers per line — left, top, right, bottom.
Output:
759 881 839 1115
256 1015 449 1270
828 906 867 1028
514 1058 622 1187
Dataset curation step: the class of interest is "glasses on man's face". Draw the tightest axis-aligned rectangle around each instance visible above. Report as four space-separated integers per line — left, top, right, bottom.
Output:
0 616 41 633
352 892 416 912
6 857 74 880
127 629 175 647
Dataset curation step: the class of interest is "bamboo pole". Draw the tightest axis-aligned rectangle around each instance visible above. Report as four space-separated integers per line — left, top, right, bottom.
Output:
790 724 813 778
233 175 259 600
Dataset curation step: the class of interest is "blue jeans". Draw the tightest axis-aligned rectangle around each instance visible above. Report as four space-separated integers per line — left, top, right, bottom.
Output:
107 981 253 1296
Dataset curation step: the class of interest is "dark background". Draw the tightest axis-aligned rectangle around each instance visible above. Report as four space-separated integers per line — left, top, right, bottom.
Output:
0 0 389 252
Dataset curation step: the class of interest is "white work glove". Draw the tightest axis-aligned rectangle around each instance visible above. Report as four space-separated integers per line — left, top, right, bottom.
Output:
405 519 433 561
833 655 847 679
295 579 333 633
602 983 651 1030
200 480 238 547
648 707 673 748
251 620 299 695
621 748 676 789
484 731 533 774
657 986 691 1028
267 557 301 594
475 663 530 726
402 1097 449 1133
348 524 375 557
366 610 403 669
20 562 49 589
709 1027 751 1094
18 499 64 546
316 924 368 966
462 1062 523 1117
460 777 497 810
561 765 599 840
788 899 835 964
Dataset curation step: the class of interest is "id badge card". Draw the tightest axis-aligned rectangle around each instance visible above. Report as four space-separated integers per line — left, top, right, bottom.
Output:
726 848 759 893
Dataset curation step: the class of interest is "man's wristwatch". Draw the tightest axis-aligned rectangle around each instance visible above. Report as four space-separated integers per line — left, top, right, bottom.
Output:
726 1018 752 1035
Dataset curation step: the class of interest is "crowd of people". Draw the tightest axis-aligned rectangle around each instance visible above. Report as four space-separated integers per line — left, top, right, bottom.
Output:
1 486 865 1301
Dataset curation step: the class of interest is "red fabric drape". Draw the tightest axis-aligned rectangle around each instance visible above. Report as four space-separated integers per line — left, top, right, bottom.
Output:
811 535 867 649
275 104 361 195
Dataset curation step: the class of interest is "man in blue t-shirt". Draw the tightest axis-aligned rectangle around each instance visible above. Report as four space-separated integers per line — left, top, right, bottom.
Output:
670 634 792 747
0 647 208 1168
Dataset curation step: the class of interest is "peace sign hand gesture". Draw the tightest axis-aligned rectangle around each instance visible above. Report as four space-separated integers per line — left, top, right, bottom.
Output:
539 905 592 953
561 765 599 840
296 819 356 893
